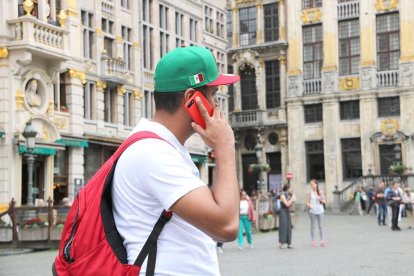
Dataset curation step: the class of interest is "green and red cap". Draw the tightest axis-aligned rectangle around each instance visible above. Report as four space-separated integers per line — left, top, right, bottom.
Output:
154 46 240 92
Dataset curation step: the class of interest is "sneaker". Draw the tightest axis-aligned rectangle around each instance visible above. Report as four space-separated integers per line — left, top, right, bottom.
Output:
311 241 317 247
238 246 243 250
249 244 254 249
216 247 223 254
320 241 326 247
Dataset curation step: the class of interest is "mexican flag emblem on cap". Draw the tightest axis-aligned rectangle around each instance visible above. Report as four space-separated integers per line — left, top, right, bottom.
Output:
189 73 204 86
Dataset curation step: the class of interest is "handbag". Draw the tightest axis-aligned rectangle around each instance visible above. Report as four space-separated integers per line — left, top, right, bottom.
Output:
405 202 413 211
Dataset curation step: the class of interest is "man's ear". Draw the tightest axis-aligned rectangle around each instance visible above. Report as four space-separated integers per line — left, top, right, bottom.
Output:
184 88 196 102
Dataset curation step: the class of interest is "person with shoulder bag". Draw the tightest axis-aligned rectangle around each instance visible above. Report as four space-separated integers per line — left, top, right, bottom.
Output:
306 179 326 247
278 184 296 249
403 188 414 229
386 182 402 231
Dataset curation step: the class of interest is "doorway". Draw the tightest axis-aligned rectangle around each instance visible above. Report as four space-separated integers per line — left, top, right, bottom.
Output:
242 154 258 196
379 144 401 175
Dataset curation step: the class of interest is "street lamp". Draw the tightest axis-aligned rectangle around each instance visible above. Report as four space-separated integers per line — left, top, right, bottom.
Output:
22 121 37 206
254 140 264 192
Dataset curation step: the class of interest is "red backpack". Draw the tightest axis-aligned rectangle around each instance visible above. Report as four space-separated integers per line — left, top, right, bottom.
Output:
53 131 173 276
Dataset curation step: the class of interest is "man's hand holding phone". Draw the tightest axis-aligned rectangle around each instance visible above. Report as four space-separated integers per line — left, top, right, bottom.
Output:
187 91 235 152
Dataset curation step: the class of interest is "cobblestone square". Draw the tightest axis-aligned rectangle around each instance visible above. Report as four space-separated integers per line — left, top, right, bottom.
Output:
1 212 413 276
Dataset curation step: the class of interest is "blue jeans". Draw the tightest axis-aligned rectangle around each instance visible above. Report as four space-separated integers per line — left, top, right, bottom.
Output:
238 214 253 246
377 204 387 224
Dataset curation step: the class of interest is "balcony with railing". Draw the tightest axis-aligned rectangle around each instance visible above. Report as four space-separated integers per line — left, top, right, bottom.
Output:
230 109 285 129
377 70 399 87
143 70 155 90
338 0 359 20
303 79 322 95
101 55 127 83
7 16 69 58
102 0 115 17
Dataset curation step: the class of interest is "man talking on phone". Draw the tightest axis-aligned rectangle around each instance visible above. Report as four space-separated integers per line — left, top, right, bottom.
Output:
112 46 240 275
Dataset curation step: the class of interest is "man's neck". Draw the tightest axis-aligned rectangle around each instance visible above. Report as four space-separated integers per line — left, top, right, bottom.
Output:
152 110 193 145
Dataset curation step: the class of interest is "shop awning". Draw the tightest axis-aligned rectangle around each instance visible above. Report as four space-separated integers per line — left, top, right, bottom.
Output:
55 137 89 147
191 154 207 164
18 145 57 155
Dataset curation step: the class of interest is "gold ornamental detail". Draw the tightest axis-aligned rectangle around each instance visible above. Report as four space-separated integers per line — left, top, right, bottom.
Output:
133 90 143 99
16 90 25 109
47 101 54 115
68 69 86 84
117 86 126 96
0 47 8 58
375 0 399 12
302 8 322 24
235 0 255 4
57 10 67 27
23 0 34 15
339 77 360 91
380 119 399 138
96 81 107 91
54 115 68 130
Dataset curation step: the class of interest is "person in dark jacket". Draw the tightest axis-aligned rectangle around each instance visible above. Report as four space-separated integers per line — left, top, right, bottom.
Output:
386 182 402 231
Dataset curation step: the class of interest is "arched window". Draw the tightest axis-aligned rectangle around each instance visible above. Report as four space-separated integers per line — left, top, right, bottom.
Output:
240 65 257 110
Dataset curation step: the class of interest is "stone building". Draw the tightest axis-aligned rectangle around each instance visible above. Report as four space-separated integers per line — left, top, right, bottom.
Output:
226 0 288 195
286 0 414 202
0 0 230 206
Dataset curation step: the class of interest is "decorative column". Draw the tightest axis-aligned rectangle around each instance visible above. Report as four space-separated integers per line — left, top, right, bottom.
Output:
256 1 264 44
278 54 287 121
233 63 242 112
117 86 126 125
360 0 377 91
321 0 338 94
232 3 239 48
322 97 340 201
287 0 303 98
95 81 106 122
399 0 414 87
360 94 377 174
133 90 143 123
256 59 266 110
278 0 286 41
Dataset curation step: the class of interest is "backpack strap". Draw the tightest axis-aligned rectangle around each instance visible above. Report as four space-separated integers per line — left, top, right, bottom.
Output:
115 131 174 275
134 210 173 275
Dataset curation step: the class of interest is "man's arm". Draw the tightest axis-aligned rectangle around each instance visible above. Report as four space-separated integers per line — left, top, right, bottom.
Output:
170 97 239 242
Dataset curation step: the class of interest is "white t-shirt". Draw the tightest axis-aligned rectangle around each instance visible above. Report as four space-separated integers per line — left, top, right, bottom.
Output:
240 200 249 215
112 119 219 276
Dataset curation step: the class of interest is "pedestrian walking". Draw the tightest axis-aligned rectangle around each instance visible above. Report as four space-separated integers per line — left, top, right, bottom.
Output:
238 190 255 250
112 46 240 275
353 186 364 216
366 185 376 215
278 184 296 249
306 179 326 247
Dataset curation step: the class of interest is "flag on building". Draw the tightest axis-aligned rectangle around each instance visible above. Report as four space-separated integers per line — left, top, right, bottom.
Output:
189 73 204 85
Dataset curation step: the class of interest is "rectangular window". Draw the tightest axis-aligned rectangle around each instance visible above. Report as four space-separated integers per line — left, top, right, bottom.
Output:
84 144 117 183
378 97 400 117
104 87 117 123
264 3 279 42
342 138 362 179
81 10 94 59
304 103 323 123
143 90 154 118
303 0 322 9
216 11 225 38
54 73 67 111
216 51 225 73
227 11 232 48
142 0 153 23
239 6 257 46
306 140 325 181
205 6 214 34
303 24 323 80
159 5 169 57
121 0 129 9
241 67 257 110
189 18 198 43
339 19 360 76
340 100 360 120
377 13 400 71
84 81 95 120
143 25 153 69
265 60 280 109
228 65 234 112
124 91 134 126
122 26 133 70
53 149 69 202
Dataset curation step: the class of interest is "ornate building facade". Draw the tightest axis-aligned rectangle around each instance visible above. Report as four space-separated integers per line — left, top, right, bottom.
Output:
0 0 230 206
226 0 288 195
286 0 414 202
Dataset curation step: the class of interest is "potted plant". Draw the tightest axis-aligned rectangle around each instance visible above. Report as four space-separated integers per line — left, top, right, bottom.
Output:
19 217 48 241
50 219 65 240
389 164 407 175
248 163 271 174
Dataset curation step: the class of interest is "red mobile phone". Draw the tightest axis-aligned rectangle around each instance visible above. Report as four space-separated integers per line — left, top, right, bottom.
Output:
184 91 214 129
